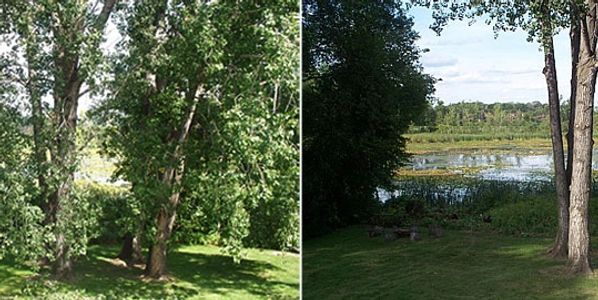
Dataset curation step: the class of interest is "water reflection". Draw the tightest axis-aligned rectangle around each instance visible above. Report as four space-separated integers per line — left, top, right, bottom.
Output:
379 150 598 203
408 150 598 181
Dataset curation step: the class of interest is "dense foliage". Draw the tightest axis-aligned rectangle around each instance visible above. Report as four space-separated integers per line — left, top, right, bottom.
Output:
1 0 299 284
303 0 434 237
94 0 299 272
0 1 119 276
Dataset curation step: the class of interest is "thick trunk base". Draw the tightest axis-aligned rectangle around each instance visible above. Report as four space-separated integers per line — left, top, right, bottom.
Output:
52 253 73 280
548 240 568 259
146 241 167 279
568 258 593 275
145 209 175 279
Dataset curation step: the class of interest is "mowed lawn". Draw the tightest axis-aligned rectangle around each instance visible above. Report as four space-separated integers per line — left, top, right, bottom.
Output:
304 226 598 299
0 244 299 299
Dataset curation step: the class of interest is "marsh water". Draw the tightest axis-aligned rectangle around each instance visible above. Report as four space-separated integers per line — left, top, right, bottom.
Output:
408 149 598 181
380 149 598 203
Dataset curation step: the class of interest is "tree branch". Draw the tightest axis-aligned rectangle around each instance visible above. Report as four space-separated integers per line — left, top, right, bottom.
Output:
93 0 118 31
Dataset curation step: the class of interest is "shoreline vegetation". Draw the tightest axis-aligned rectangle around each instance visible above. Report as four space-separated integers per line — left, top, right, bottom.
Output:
405 135 555 154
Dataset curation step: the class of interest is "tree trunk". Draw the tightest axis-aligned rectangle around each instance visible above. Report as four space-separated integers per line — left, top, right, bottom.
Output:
567 13 581 185
47 55 81 278
146 204 178 279
145 166 182 278
567 12 596 274
117 232 143 265
145 87 200 279
51 233 72 279
43 0 118 279
541 31 569 259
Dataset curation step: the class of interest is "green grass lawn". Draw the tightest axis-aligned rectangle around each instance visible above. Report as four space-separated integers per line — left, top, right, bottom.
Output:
303 226 598 299
0 244 299 299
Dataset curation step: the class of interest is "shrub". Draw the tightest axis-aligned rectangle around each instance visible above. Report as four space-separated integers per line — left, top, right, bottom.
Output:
488 197 556 235
75 181 135 244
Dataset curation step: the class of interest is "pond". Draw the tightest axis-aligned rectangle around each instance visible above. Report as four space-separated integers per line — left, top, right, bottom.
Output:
379 149 598 203
407 150 598 181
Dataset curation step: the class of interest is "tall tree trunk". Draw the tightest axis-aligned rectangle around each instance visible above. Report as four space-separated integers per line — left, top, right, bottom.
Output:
567 13 581 185
541 30 569 259
45 0 118 279
146 88 200 279
48 81 79 279
567 7 596 274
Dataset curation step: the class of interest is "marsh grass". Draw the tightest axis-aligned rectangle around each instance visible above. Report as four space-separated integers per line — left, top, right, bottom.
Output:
404 136 555 154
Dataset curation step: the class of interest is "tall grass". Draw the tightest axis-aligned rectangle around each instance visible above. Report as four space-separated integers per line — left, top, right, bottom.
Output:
406 124 598 144
406 131 550 143
379 175 598 235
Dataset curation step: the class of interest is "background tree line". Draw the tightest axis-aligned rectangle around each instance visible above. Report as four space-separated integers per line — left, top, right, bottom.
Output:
409 100 598 142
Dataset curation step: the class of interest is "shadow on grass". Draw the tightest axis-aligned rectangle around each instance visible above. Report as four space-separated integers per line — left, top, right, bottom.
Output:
67 246 296 299
303 226 598 299
2 245 297 299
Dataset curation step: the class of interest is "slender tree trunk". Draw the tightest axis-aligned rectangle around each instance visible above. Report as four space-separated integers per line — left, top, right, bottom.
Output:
23 16 51 270
567 14 581 185
541 31 569 259
567 9 596 274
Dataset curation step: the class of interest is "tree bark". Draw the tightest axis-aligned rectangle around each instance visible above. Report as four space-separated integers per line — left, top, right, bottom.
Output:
51 233 72 278
541 31 569 259
146 197 179 278
117 232 143 265
145 86 200 279
44 0 118 279
567 12 581 185
567 6 596 274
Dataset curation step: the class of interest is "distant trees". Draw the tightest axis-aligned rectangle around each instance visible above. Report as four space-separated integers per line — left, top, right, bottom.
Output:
411 102 552 133
303 0 434 237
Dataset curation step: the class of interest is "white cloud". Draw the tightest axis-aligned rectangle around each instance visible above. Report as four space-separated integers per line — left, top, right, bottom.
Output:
421 56 458 68
410 7 571 104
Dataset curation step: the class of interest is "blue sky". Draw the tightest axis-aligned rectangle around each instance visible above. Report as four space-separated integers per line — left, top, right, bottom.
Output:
409 7 571 104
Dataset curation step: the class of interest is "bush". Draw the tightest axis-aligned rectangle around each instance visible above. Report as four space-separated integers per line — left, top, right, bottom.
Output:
75 181 135 244
488 197 556 236
481 195 598 236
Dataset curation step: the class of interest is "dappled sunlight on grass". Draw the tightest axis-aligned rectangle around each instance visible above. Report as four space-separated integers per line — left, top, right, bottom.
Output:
0 244 298 299
0 263 33 295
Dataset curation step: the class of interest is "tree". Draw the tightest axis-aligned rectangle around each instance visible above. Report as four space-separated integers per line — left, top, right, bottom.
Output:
96 0 299 278
302 0 434 237
0 0 119 278
566 0 596 274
